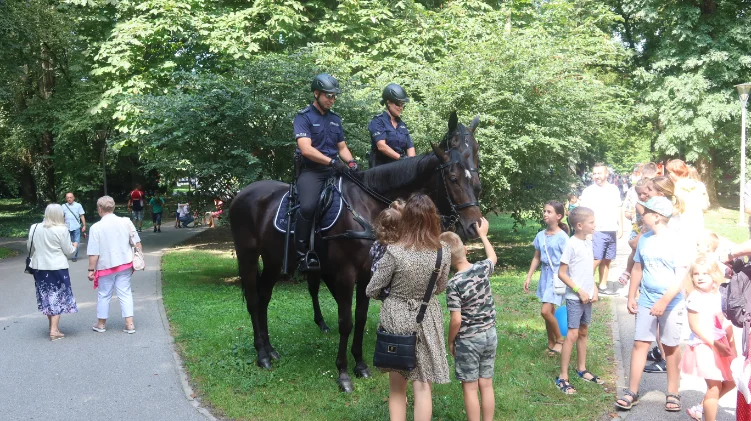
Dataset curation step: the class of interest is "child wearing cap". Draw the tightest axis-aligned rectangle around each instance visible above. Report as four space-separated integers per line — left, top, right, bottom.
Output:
615 196 689 413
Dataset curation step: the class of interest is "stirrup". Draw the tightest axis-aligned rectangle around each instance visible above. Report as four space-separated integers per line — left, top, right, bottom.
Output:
298 250 320 273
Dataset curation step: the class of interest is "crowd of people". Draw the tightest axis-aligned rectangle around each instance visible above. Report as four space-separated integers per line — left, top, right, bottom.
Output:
524 159 751 421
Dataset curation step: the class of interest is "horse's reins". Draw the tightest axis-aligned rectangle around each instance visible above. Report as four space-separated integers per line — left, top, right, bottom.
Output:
335 127 480 231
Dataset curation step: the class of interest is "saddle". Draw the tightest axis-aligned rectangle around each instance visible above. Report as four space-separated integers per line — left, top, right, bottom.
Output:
274 176 343 234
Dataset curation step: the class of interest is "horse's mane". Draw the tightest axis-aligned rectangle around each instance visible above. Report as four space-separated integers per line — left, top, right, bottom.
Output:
354 153 438 194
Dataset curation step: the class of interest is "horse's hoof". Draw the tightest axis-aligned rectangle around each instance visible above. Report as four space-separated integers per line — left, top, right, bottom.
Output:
256 358 272 370
269 350 281 360
337 378 354 393
319 322 330 334
354 367 371 378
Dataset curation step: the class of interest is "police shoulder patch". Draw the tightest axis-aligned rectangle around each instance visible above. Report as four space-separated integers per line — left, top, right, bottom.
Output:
297 105 311 115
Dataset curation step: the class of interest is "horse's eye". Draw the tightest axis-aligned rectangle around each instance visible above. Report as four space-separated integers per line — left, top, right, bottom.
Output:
450 176 459 183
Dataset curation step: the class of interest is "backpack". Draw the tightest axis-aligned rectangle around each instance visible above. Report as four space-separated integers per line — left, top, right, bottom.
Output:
720 262 751 356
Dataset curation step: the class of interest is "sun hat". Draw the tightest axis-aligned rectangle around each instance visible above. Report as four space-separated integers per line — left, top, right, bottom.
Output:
637 196 673 218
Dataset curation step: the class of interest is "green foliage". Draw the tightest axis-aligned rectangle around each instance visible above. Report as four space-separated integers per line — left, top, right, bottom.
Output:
610 0 751 199
0 0 651 219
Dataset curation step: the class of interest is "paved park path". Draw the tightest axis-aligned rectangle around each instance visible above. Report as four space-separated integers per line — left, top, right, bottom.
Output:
605 233 737 420
0 224 214 421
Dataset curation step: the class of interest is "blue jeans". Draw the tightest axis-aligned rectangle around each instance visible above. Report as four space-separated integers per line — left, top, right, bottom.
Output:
179 215 194 227
69 229 81 259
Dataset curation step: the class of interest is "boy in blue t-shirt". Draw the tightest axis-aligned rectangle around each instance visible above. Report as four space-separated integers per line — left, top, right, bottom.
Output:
615 196 688 412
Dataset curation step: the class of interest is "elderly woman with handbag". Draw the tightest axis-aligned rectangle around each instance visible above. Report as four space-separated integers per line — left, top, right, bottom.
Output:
87 196 142 334
27 204 80 341
366 194 451 421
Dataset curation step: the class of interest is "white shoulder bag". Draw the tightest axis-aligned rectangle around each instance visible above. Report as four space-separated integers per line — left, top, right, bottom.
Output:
122 217 145 271
543 233 566 295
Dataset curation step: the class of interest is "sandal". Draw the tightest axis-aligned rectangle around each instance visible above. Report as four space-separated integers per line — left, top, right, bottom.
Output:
577 369 605 385
50 331 65 342
123 324 136 334
686 404 703 421
547 341 564 356
92 325 106 333
615 389 639 410
555 377 576 395
618 271 631 285
665 393 681 412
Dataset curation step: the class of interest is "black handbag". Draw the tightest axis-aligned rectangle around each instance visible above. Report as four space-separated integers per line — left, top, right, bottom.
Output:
25 224 38 275
373 248 443 371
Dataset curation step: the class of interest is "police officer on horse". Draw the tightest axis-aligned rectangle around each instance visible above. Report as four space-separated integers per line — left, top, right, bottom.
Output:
367 83 416 167
293 73 359 272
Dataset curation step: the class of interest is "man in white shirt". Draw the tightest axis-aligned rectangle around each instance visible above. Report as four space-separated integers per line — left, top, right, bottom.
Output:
579 163 622 294
62 192 86 262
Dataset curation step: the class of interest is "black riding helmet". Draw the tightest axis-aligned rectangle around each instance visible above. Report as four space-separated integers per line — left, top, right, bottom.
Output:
311 73 342 94
380 83 410 105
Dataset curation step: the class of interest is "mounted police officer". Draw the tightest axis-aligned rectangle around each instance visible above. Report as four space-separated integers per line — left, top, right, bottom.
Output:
367 83 416 167
293 73 358 272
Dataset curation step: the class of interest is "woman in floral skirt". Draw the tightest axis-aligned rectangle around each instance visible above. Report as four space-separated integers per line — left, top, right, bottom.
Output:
27 204 79 341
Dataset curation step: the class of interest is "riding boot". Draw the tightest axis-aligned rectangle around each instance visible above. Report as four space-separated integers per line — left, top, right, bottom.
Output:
294 214 319 272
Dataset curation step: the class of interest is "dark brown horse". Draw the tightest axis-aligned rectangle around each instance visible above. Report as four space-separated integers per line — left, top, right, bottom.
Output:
229 114 482 393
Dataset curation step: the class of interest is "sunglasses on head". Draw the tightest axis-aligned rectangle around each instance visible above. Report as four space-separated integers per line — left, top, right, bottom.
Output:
324 93 337 99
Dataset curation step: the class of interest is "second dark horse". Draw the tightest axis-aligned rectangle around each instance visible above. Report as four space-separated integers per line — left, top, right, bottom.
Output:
229 113 483 392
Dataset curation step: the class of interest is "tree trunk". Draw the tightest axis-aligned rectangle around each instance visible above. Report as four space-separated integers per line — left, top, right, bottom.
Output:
696 153 718 206
20 153 37 205
38 42 56 201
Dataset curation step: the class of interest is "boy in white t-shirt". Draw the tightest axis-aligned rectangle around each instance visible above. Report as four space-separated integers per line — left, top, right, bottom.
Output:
555 206 604 394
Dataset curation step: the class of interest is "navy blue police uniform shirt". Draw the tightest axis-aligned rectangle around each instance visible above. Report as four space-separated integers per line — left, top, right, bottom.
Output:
368 111 413 154
294 103 345 165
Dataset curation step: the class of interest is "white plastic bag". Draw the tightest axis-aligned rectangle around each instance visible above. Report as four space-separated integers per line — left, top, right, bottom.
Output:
732 356 751 403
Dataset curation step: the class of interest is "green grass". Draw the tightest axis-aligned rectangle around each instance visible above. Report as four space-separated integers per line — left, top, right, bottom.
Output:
0 199 44 238
704 206 749 243
161 214 615 421
0 247 18 259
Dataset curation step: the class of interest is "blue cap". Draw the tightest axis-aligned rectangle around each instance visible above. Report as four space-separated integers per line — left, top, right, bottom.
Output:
637 196 673 218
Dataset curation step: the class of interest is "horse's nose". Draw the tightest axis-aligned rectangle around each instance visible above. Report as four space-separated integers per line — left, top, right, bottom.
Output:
465 221 479 240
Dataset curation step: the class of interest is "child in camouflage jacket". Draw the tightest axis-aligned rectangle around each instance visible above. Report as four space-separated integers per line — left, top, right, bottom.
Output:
441 217 497 421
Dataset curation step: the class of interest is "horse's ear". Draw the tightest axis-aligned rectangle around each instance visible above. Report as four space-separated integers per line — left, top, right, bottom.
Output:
469 116 480 133
448 111 458 134
431 143 451 163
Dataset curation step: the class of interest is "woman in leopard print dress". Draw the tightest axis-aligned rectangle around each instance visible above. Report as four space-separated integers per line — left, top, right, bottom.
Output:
366 194 451 421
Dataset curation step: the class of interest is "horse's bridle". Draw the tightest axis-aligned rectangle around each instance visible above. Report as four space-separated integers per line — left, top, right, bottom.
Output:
436 133 481 230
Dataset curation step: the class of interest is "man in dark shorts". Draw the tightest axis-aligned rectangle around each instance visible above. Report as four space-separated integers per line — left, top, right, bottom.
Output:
579 163 622 294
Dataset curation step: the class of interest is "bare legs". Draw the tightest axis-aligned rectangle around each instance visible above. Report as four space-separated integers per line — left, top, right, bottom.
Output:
48 315 61 335
388 372 407 421
621 340 680 406
703 379 736 421
559 325 590 391
462 379 495 421
541 303 563 352
595 258 612 290
412 380 432 421
388 373 433 421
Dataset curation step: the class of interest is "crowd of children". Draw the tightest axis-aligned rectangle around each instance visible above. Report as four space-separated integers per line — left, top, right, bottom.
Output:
517 160 749 421
369 159 750 420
